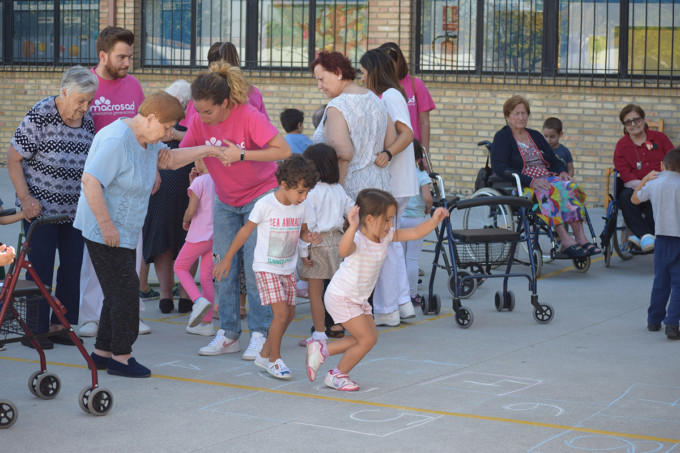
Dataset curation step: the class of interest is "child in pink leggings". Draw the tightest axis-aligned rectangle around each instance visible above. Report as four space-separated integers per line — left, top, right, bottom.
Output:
174 159 216 336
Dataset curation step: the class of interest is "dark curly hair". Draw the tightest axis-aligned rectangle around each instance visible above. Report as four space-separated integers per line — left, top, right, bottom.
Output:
275 154 320 190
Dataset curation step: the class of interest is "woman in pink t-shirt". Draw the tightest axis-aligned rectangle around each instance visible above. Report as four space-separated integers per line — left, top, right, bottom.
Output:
179 61 291 359
379 42 436 156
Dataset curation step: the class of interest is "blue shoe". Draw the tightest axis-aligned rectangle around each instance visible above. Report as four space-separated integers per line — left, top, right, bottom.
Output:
641 234 655 252
107 357 151 378
139 287 160 301
89 352 109 370
627 235 641 250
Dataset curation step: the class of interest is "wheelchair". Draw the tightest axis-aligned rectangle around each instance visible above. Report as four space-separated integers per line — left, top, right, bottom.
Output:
600 168 652 267
468 141 600 276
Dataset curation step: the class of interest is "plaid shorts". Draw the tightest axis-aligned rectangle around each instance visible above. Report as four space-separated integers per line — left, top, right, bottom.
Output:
255 271 297 306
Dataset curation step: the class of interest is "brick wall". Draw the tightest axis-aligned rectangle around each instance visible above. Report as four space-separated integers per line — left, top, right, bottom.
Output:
1 69 678 206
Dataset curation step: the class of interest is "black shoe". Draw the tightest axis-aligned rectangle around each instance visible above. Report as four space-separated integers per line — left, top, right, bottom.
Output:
159 298 174 314
107 357 151 378
177 298 192 313
49 329 83 346
665 324 680 340
89 352 109 370
648 323 661 332
21 336 54 350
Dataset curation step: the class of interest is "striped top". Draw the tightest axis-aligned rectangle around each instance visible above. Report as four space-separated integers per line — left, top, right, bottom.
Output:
325 228 394 302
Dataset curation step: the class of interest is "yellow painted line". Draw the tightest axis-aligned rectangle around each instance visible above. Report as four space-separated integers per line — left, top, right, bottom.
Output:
1 355 676 444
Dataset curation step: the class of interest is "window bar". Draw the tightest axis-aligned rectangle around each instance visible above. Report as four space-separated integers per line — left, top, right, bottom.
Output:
671 0 676 86
475 0 483 76
308 0 316 65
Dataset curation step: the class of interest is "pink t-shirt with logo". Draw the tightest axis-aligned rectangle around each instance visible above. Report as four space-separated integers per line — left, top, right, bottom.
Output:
89 68 145 132
399 75 436 141
180 103 279 207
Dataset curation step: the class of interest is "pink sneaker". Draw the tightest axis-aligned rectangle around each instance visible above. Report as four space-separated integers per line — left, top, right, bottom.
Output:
305 340 326 381
323 370 360 391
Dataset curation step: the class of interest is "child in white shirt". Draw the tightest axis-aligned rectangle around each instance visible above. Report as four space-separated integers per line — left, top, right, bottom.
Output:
213 155 321 379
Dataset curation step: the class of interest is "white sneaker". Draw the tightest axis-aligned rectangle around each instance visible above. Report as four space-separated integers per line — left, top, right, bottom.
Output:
374 311 400 327
186 323 216 336
139 320 151 335
78 321 99 337
398 302 416 320
254 353 269 370
323 370 360 391
242 331 266 361
188 297 212 328
267 358 292 380
199 329 240 356
306 340 326 382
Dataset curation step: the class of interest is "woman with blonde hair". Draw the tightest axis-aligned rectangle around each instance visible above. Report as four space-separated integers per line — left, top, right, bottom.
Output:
180 61 291 360
74 91 229 377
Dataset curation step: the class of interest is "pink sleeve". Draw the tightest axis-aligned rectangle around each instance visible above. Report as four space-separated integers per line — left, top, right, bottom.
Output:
246 108 278 148
413 78 436 113
187 175 205 198
248 86 270 121
179 115 201 148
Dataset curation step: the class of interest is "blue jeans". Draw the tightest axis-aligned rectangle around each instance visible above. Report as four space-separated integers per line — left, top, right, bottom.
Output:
213 192 273 340
648 235 680 327
23 220 84 334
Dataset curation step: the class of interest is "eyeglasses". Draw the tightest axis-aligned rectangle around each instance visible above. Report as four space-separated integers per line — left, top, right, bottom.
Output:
623 117 643 127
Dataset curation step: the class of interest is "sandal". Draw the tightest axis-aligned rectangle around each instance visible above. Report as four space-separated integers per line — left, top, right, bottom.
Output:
561 244 587 258
579 242 601 256
326 325 345 338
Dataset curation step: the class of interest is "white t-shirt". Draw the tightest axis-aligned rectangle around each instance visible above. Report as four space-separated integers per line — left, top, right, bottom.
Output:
306 182 354 233
248 192 310 275
325 228 394 303
381 88 419 198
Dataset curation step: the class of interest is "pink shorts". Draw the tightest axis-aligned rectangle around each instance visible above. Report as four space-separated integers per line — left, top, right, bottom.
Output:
324 292 373 324
255 271 297 306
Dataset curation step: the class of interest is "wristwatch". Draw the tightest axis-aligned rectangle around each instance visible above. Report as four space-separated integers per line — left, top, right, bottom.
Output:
240 149 245 161
382 149 393 161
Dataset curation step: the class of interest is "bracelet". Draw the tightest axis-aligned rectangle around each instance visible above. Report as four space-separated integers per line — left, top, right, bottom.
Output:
382 149 393 161
170 128 175 140
240 148 245 161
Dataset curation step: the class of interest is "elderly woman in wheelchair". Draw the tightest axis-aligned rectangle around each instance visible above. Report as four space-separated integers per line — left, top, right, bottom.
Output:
489 95 599 259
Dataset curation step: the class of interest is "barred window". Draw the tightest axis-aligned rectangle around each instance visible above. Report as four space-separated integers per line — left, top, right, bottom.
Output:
417 0 680 83
142 0 368 68
4 0 99 65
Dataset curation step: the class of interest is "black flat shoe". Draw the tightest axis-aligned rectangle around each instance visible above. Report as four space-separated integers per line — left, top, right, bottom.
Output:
107 357 151 378
49 329 83 346
178 298 192 313
89 352 110 370
21 336 54 350
159 298 174 314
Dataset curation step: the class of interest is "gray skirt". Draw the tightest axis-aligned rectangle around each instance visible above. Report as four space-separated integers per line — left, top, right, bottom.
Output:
299 230 343 280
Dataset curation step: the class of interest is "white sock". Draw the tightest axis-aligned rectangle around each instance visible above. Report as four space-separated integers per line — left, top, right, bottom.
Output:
312 331 328 341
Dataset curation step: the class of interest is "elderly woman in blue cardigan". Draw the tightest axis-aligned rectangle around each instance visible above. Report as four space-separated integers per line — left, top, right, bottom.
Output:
490 95 599 258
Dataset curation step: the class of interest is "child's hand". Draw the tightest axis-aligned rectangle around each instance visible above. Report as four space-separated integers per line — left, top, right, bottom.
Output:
431 207 450 223
301 257 314 267
182 220 191 231
189 167 199 184
642 170 659 183
212 259 231 281
347 205 360 229
308 231 323 245
0 244 16 266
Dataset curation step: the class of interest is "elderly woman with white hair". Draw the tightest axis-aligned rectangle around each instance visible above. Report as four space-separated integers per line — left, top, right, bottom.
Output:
139 79 197 315
7 65 98 349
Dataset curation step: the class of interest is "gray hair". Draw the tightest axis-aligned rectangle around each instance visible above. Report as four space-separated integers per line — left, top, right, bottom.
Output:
60 66 98 96
164 79 191 109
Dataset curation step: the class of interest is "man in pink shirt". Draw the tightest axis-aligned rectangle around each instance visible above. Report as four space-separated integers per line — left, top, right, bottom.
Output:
78 26 147 338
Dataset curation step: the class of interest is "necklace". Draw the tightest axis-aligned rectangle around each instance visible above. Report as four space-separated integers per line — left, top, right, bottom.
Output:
633 145 644 170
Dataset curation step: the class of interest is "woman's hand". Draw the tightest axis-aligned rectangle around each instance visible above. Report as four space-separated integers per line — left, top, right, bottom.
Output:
100 219 120 247
374 152 389 168
218 140 241 166
558 172 573 182
0 244 16 266
530 177 551 191
19 195 41 221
